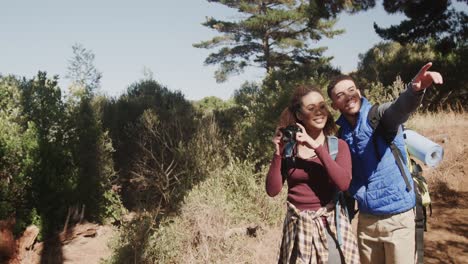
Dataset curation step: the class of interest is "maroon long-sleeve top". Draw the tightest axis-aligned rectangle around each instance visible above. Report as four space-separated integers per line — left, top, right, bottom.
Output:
266 139 352 211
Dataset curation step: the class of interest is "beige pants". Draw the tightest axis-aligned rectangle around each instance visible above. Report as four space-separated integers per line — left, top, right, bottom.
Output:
357 209 415 264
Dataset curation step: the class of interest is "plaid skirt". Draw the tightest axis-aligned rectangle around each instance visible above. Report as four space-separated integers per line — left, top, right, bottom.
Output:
278 202 360 264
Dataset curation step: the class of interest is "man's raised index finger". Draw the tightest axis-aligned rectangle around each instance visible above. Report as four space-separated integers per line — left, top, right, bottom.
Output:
417 62 433 76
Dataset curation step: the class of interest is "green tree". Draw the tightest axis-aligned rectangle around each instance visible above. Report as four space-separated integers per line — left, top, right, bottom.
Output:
194 0 373 82
20 72 75 236
65 44 122 223
355 42 436 87
67 96 122 222
0 76 38 229
193 96 232 115
374 0 467 53
66 43 102 96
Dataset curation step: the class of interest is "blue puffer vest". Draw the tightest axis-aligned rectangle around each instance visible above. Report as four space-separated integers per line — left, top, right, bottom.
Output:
337 98 415 215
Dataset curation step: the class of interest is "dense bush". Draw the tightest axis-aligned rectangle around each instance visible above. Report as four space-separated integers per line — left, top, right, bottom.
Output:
101 79 198 210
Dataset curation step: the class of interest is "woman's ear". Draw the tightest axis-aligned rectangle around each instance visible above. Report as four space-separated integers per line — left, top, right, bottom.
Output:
295 111 303 122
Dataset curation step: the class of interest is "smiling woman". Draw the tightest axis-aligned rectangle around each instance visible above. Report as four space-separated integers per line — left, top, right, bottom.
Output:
265 84 359 264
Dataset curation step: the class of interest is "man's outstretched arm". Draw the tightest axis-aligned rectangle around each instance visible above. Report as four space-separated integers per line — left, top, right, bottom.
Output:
378 62 443 132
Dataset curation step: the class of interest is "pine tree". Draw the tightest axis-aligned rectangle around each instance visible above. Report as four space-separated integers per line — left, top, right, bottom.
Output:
374 0 467 53
194 0 374 82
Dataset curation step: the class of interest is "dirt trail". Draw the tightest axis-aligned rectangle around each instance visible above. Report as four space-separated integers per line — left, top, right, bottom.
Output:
14 223 115 264
60 225 115 264
422 120 468 264
425 195 468 264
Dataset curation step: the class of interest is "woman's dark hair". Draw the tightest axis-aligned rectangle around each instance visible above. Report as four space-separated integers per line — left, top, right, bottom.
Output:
279 84 337 136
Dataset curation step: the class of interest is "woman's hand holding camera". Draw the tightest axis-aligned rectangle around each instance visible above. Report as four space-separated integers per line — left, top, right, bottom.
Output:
295 123 320 149
272 128 284 155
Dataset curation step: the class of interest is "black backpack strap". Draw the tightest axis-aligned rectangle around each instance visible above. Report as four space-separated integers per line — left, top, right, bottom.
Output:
368 104 380 130
412 159 426 264
389 144 412 192
415 224 424 264
368 104 383 162
415 193 425 264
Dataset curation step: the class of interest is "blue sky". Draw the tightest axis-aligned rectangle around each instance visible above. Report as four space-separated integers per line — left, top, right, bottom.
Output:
1 1 463 100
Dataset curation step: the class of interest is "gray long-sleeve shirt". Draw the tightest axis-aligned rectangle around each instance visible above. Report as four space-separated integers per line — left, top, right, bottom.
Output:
376 84 425 132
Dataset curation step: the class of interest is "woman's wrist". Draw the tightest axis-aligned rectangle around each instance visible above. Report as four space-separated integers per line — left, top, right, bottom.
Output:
308 138 319 149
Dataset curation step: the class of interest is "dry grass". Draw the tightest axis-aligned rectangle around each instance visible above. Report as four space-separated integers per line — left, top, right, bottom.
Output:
118 159 287 264
407 109 468 135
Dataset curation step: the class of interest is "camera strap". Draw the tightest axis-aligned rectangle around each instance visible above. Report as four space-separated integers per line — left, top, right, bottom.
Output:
282 140 296 159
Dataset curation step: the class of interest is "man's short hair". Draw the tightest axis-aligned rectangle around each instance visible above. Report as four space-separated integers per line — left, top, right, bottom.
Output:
327 75 355 99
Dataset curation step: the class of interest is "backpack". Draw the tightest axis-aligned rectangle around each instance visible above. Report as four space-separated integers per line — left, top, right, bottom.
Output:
367 104 432 264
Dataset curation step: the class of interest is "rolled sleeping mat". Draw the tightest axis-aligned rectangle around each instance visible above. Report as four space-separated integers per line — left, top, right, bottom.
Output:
404 129 444 167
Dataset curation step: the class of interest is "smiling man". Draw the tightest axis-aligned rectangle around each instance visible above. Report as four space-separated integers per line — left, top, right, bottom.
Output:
327 62 443 264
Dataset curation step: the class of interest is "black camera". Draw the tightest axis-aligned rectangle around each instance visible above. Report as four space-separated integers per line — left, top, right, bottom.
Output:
279 125 302 142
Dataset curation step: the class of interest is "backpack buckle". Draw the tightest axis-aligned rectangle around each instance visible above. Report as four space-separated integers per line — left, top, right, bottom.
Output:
415 220 425 229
